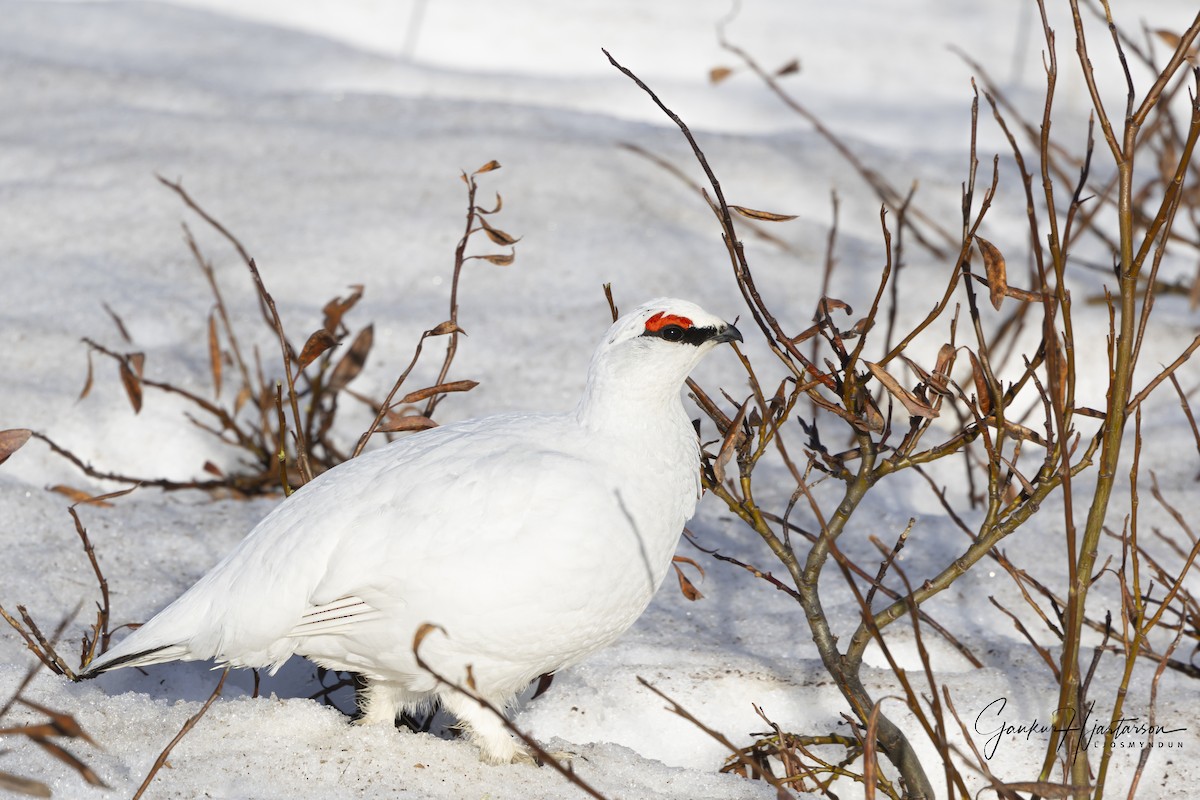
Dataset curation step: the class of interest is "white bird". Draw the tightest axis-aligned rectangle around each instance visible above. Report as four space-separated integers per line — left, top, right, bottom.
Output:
80 298 742 764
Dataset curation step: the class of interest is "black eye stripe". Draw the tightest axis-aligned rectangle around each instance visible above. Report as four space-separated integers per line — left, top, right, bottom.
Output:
641 324 719 347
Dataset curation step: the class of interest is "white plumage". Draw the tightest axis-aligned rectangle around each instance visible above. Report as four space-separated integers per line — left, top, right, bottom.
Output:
81 298 741 764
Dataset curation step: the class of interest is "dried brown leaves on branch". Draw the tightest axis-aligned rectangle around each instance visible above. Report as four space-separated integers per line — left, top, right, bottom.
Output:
31 163 515 497
0 654 107 796
610 1 1200 796
0 163 520 794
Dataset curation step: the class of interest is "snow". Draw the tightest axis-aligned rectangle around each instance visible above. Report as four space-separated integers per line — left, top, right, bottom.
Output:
2 0 1198 798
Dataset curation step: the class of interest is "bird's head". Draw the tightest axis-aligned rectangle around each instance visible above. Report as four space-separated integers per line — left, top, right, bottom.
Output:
578 298 742 423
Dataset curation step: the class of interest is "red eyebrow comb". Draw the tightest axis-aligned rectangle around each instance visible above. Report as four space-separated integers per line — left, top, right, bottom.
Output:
644 312 693 332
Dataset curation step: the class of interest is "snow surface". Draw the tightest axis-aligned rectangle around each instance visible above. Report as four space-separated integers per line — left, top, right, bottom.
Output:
2 0 1199 798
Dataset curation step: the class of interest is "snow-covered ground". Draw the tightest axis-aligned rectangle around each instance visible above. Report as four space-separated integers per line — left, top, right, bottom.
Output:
2 1 1198 798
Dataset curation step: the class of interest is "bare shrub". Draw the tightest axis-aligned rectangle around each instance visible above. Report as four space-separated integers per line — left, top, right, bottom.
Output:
609 0 1200 796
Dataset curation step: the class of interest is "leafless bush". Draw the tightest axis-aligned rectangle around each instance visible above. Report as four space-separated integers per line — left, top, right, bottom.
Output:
609 0 1200 796
22 163 516 497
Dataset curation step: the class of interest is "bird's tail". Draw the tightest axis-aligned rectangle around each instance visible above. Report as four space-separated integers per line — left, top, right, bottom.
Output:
78 640 192 679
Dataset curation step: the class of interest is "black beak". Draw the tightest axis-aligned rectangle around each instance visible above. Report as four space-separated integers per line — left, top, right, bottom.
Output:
714 323 743 344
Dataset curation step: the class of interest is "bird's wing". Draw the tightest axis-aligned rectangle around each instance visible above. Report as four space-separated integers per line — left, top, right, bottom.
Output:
285 595 383 638
86 416 581 675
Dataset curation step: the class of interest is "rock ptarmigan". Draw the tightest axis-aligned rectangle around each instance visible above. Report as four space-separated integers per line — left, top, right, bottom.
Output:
79 298 742 764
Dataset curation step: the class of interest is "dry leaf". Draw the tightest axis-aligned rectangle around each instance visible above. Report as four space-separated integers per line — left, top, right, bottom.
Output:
48 485 112 507
713 401 749 484
411 622 446 654
0 429 32 466
863 396 886 432
207 311 221 397
1153 28 1196 63
730 205 798 222
478 218 520 246
816 297 853 317
102 303 131 344
328 324 373 392
78 350 94 402
672 554 706 578
775 58 801 77
709 66 733 84
234 385 252 415
477 192 503 215
322 285 364 333
29 737 108 788
202 461 224 477
0 771 50 798
864 361 938 418
1156 29 1183 49
18 698 97 744
399 380 479 405
976 236 1007 310
379 414 438 433
672 561 704 601
473 160 501 175
471 251 516 266
968 349 992 415
429 320 465 337
931 343 956 393
297 329 337 370
119 355 144 413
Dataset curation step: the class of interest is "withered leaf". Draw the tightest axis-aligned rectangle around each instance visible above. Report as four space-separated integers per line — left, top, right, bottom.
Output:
863 396 886 432
103 303 132 344
429 320 465 337
379 414 438 433
328 324 373 392
864 361 938 419
322 285 364 333
471 251 516 267
49 485 112 507
399 380 480 405
297 329 337 370
775 58 801 77
203 461 224 477
207 310 222 397
119 354 144 413
709 66 734 84
476 192 503 215
411 622 445 655
1155 29 1183 49
30 737 108 788
816 297 853 317
976 236 1007 310
730 205 798 222
18 698 97 744
968 349 992 415
672 561 704 601
0 429 33 466
473 160 502 175
931 343 956 393
0 770 50 798
713 401 750 484
478 217 520 246
78 350 94 402
672 554 706 579
234 385 252 415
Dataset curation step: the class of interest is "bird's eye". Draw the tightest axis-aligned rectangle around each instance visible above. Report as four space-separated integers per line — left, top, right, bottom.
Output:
660 325 685 342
